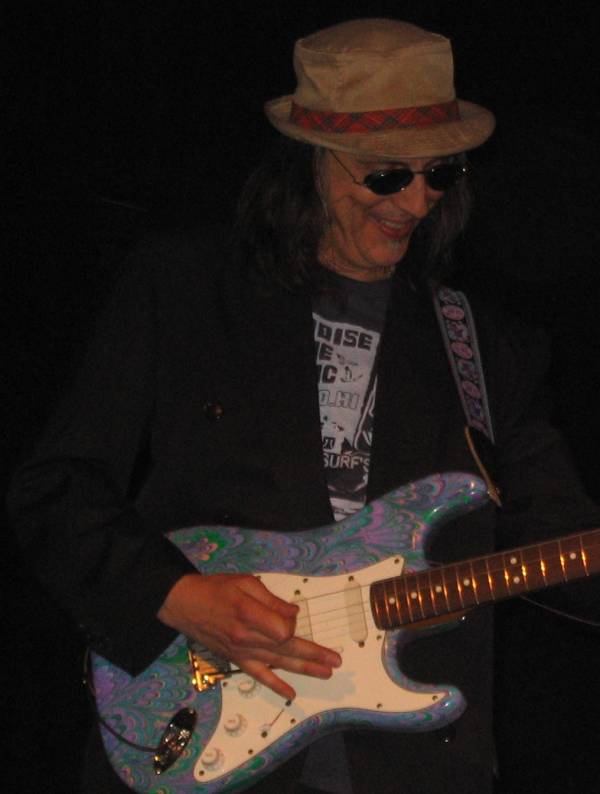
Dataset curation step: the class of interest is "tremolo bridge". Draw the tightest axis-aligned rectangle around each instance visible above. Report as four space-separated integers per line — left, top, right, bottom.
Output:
188 643 235 692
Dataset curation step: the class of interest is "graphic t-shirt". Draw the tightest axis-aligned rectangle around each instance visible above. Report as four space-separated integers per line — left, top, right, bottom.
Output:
301 274 391 794
313 274 391 521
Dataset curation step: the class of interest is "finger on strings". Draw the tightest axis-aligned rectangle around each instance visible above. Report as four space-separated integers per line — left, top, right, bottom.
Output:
282 635 342 669
270 652 339 681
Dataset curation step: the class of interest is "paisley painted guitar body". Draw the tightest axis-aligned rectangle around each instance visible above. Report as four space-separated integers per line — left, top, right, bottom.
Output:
91 473 490 792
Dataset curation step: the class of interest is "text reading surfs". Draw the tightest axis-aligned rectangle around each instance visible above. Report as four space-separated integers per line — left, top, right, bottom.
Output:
323 450 370 471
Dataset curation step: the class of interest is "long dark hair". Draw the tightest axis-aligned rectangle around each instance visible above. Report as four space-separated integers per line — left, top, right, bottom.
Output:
235 135 472 291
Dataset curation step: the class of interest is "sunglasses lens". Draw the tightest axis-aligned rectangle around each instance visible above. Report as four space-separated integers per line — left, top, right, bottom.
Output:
364 170 413 195
426 164 465 191
363 164 466 195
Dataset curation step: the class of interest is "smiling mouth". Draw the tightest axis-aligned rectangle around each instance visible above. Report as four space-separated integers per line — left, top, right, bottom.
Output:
373 217 414 240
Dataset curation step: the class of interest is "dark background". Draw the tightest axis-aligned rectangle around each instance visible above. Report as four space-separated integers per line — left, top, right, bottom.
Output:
4 1 599 792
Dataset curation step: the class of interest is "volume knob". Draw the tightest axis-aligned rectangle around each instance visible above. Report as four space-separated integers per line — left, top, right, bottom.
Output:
224 713 247 736
200 747 224 770
237 677 260 697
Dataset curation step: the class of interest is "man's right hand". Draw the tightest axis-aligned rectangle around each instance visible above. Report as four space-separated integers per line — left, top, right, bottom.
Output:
157 572 342 700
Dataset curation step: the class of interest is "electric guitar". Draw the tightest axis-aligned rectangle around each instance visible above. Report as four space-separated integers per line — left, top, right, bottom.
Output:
91 472 599 793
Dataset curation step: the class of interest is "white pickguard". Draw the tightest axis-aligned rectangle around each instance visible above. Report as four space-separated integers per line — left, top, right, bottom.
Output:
193 556 449 783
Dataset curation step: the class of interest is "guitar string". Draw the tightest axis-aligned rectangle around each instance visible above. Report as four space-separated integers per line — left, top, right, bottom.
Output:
285 550 598 640
278 527 600 632
294 546 599 634
292 561 600 643
188 534 599 680
184 531 598 653
292 550 596 623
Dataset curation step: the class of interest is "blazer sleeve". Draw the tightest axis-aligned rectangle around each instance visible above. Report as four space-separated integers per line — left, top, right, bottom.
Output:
8 239 198 675
487 315 599 623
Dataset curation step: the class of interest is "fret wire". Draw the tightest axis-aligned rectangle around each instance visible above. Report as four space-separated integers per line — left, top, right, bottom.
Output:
503 554 512 595
440 565 451 612
521 557 528 587
371 585 382 629
540 555 548 583
558 538 567 580
416 572 426 619
540 540 561 582
392 574 404 625
431 568 446 615
375 582 382 627
579 535 589 575
411 572 422 619
539 555 547 580
383 580 393 628
499 554 510 595
388 579 399 626
462 562 476 606
427 569 439 616
455 563 467 608
369 583 380 625
485 554 494 598
380 581 388 627
401 573 415 623
470 559 479 604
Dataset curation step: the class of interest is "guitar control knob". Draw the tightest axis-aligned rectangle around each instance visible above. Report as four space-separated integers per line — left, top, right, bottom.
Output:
200 747 224 770
224 714 247 736
237 678 260 697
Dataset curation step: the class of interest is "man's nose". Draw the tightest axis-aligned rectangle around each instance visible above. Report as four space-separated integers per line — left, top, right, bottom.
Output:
390 174 433 219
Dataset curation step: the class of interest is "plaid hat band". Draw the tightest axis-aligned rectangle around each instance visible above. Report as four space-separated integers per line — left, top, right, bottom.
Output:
290 99 460 134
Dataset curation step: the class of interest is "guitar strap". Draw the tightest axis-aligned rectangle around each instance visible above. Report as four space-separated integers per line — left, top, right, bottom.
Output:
432 284 495 443
432 284 501 506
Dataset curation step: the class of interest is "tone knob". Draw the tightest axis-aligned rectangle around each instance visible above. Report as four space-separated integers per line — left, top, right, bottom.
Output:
224 714 247 736
237 677 260 697
200 747 224 770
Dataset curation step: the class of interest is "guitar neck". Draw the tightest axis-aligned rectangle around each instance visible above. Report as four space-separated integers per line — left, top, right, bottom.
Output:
370 528 600 630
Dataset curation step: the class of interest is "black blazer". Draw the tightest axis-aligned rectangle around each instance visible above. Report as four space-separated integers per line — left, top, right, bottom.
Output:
9 230 599 793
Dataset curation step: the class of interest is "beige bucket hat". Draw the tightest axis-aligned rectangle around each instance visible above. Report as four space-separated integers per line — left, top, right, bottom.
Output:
265 18 495 159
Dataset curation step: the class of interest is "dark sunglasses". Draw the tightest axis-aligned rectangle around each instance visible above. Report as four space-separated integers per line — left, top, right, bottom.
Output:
330 150 468 195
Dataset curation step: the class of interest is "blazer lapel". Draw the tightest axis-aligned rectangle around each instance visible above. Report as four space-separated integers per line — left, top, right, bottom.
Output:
232 280 333 527
367 280 466 499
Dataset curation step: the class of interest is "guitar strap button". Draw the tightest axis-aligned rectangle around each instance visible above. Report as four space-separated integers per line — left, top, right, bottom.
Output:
437 725 457 744
204 402 225 421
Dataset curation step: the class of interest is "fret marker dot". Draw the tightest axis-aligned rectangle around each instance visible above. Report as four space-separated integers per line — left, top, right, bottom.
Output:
435 585 443 593
410 591 418 600
388 597 396 605
463 578 471 587
569 552 577 560
513 576 521 584
510 557 518 565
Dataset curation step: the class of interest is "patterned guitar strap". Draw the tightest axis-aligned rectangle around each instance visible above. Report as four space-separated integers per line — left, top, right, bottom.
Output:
433 286 600 628
432 284 502 506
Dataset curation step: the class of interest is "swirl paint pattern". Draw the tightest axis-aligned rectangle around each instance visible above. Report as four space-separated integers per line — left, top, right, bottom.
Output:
92 472 488 793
